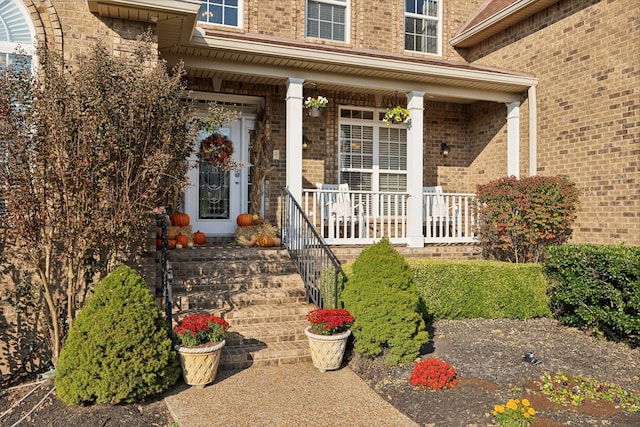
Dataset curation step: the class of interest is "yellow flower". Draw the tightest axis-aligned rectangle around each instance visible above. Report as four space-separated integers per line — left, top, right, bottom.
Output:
506 400 518 410
521 398 530 407
524 412 531 418
493 405 505 414
528 407 536 415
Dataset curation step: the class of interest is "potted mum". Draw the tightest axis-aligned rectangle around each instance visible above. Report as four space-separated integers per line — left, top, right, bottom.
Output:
304 95 329 117
174 313 230 387
304 308 354 372
382 106 410 126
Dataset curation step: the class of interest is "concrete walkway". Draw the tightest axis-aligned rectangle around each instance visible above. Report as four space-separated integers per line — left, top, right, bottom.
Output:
164 363 419 427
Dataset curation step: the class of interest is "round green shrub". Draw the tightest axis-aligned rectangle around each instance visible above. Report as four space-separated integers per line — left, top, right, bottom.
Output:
55 265 180 405
341 238 429 366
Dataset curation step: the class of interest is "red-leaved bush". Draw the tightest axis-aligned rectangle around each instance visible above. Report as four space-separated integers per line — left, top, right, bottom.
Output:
306 308 354 335
409 359 457 390
475 176 580 263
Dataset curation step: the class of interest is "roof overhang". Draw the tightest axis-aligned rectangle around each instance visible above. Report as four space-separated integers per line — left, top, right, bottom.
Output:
87 0 200 47
451 0 560 48
162 30 538 104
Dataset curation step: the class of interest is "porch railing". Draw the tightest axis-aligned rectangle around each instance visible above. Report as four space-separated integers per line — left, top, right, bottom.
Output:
300 188 478 245
423 191 478 243
302 189 411 245
280 188 346 308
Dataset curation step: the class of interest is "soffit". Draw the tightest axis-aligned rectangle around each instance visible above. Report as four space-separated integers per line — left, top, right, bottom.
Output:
87 0 200 47
451 0 561 48
161 30 538 104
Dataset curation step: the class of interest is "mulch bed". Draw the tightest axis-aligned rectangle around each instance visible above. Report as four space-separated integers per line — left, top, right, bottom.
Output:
2 318 638 426
349 318 640 426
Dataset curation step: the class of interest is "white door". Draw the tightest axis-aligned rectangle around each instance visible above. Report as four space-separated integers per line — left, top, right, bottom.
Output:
184 117 254 236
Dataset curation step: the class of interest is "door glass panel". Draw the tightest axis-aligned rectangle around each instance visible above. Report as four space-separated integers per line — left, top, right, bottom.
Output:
197 126 232 219
199 164 230 219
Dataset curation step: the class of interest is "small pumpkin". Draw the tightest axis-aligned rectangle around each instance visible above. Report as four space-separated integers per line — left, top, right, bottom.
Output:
175 233 189 247
193 230 206 245
255 235 275 247
170 212 190 227
236 213 253 227
156 238 163 249
168 239 176 249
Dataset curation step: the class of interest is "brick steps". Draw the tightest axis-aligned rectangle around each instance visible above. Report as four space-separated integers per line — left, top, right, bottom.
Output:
169 246 314 371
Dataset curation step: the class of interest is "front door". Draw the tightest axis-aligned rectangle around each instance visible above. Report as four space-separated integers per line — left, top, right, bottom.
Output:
184 117 254 236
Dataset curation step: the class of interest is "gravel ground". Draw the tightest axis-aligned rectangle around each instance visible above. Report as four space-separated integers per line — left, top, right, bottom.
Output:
350 318 640 427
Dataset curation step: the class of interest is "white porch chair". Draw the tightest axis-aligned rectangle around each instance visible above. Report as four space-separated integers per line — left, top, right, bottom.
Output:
315 183 364 238
423 186 459 236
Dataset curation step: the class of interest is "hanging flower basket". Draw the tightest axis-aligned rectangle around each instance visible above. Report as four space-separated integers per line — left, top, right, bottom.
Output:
304 96 328 117
382 106 410 126
198 133 243 171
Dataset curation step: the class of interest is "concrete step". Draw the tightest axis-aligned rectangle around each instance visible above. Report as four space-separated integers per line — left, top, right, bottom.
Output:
225 320 309 346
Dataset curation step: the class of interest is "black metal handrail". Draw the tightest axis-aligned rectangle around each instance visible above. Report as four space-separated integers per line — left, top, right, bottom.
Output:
155 212 172 326
280 188 346 308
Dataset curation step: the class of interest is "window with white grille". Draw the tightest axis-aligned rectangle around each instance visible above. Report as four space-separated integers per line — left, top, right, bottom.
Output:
306 0 348 42
404 0 441 55
338 107 407 195
198 0 242 27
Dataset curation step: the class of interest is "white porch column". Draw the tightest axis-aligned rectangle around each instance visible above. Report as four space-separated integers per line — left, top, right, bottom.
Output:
406 90 425 248
286 78 304 202
528 86 537 176
507 101 520 178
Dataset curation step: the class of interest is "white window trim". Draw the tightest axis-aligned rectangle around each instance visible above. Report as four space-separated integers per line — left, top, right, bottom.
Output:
305 0 350 44
338 106 407 193
0 0 37 72
197 0 244 29
404 0 442 56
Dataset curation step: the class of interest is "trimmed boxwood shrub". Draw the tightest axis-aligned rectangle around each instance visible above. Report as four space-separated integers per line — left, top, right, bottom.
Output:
544 244 640 346
341 238 429 366
55 265 180 405
409 259 552 320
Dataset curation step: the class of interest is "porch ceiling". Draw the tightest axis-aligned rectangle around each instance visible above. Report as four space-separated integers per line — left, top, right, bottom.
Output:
161 30 538 104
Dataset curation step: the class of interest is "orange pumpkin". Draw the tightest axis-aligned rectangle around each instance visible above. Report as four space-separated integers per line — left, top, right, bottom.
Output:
193 230 206 245
236 213 253 227
175 233 189 247
168 239 176 249
255 235 275 247
170 212 190 227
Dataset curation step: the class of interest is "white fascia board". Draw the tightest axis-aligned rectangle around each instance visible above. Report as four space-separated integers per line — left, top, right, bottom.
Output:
87 0 201 15
450 0 559 47
163 53 522 103
189 32 538 89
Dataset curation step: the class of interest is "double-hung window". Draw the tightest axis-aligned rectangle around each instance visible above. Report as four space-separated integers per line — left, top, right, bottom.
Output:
198 0 242 27
306 0 348 42
405 0 441 55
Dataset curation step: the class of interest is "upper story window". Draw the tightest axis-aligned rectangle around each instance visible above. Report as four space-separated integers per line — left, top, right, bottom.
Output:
198 0 242 27
306 0 348 42
404 0 441 55
0 0 36 72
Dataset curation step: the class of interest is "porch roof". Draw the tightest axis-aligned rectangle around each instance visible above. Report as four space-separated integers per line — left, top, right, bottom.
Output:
161 29 537 104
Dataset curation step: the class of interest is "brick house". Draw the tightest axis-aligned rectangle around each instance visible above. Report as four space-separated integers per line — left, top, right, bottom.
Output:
4 0 639 248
